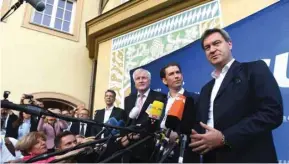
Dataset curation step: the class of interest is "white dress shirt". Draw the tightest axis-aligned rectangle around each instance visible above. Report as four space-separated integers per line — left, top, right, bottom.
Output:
64 122 72 132
79 122 87 136
103 106 114 123
207 59 235 128
160 88 185 129
1 114 10 135
101 106 114 138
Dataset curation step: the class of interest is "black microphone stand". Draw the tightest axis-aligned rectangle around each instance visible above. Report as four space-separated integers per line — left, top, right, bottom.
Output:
95 134 115 162
1 100 146 134
1 0 24 22
99 135 153 163
159 140 178 163
48 147 93 163
25 135 116 163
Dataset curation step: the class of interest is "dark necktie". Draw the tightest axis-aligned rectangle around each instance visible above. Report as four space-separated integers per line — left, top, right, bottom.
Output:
1 118 5 130
80 123 85 136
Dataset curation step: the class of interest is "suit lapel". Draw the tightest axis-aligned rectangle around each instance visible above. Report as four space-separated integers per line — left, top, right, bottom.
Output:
110 107 117 118
129 94 137 112
85 124 90 137
141 90 153 113
215 61 241 100
214 61 243 123
137 90 153 122
99 109 105 123
202 80 215 124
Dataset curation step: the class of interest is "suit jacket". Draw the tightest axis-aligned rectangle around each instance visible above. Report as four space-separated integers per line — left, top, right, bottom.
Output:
196 60 283 163
93 107 127 136
5 114 38 139
70 122 95 137
123 89 166 162
124 89 166 126
162 90 200 163
4 113 18 138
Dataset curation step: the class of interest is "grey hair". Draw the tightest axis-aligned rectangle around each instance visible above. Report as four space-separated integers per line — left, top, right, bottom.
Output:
132 68 151 81
200 28 232 49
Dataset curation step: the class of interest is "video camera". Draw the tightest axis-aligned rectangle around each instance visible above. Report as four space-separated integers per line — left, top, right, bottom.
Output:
23 94 34 100
3 91 11 100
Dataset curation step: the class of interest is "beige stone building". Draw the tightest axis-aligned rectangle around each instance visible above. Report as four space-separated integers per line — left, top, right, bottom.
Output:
1 0 279 116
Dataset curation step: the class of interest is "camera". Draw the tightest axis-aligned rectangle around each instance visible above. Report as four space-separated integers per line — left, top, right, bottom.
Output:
24 94 34 99
3 91 11 100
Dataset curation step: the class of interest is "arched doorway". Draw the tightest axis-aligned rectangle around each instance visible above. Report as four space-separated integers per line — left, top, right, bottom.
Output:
31 92 85 111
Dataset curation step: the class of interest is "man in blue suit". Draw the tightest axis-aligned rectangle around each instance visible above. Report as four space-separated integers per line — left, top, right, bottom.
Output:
189 28 283 162
159 63 200 163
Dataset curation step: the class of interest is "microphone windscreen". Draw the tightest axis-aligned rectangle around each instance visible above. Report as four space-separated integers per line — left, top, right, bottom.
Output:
118 120 125 127
129 107 139 119
146 100 164 120
104 117 119 136
111 120 125 135
106 117 118 125
166 94 186 130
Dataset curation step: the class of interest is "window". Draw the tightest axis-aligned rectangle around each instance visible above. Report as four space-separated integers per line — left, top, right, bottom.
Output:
31 0 76 34
22 0 84 41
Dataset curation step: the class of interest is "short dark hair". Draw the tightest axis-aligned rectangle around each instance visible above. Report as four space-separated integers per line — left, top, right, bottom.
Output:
54 131 74 148
105 89 116 98
160 62 182 79
200 28 231 49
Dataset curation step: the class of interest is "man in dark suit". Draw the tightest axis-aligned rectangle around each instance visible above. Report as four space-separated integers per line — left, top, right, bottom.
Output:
1 108 18 137
120 68 166 162
94 89 127 138
159 63 200 163
189 28 283 163
70 108 96 137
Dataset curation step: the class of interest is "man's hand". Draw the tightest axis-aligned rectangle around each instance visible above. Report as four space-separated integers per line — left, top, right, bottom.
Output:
189 122 224 155
79 136 95 143
120 133 140 147
20 94 25 104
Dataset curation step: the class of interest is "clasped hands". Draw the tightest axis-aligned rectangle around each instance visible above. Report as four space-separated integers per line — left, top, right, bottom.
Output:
189 122 224 155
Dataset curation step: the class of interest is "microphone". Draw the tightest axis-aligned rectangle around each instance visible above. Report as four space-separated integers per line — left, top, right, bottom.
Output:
25 0 45 11
126 106 140 126
26 136 115 163
145 100 165 133
165 94 186 131
146 100 164 120
95 120 126 162
1 100 47 116
110 120 125 136
95 117 118 139
178 134 187 163
157 94 186 161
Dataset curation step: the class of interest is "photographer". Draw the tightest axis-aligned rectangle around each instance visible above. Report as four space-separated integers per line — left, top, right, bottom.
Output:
1 107 18 138
1 91 19 138
3 94 38 140
20 94 44 108
11 111 38 140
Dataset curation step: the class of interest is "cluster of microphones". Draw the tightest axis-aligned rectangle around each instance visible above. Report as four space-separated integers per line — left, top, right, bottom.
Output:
1 96 188 163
